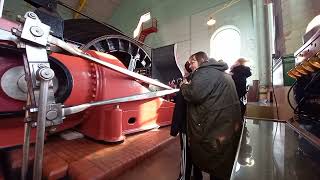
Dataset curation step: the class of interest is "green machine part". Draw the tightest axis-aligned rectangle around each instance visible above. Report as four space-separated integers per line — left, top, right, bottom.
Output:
282 54 296 86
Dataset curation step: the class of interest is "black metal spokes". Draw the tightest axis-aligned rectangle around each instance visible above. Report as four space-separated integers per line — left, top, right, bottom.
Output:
81 35 151 75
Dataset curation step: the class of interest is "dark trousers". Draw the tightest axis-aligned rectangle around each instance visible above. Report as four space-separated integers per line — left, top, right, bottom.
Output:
240 101 246 119
178 133 202 180
192 131 241 180
192 167 227 180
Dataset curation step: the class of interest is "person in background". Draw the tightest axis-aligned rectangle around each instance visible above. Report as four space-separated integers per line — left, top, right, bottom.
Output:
180 51 241 180
230 58 252 118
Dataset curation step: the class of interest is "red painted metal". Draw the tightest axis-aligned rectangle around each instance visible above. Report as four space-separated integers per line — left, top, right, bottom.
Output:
0 47 174 147
0 18 19 32
139 18 158 42
0 47 36 148
67 51 175 141
104 105 124 142
0 50 25 112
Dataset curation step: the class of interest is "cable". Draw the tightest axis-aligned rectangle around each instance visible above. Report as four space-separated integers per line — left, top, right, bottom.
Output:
271 57 281 177
287 81 297 111
209 0 241 17
271 120 279 177
294 70 320 115
271 57 279 120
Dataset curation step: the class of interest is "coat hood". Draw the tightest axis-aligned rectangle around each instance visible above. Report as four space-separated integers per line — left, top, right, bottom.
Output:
199 58 228 71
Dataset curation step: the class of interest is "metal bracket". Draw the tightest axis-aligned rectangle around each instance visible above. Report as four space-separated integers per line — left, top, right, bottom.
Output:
12 11 63 126
11 12 62 180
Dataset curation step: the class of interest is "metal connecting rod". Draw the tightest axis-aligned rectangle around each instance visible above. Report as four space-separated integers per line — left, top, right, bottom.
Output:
33 68 54 180
21 95 31 180
48 35 173 90
63 89 179 116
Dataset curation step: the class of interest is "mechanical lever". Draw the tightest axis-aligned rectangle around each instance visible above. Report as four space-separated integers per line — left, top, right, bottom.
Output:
47 35 173 90
62 89 179 116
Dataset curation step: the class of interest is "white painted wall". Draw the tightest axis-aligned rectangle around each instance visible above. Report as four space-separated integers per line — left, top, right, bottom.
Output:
281 0 320 54
142 0 258 81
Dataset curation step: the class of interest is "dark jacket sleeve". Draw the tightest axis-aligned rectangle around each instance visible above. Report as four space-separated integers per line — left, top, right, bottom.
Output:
243 66 252 78
170 91 187 136
231 65 251 78
180 68 216 104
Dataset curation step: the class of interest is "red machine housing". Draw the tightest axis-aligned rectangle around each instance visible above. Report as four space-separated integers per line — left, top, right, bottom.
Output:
52 51 175 141
0 24 174 147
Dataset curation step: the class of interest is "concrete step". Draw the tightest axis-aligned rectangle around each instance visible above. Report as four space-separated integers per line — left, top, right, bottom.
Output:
246 102 277 120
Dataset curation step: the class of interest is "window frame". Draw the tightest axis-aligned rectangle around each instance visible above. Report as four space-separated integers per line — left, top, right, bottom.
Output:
210 25 241 70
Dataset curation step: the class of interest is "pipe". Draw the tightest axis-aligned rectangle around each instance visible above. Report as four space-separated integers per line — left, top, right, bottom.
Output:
63 89 179 116
21 95 32 180
0 0 4 18
74 0 87 19
21 123 31 180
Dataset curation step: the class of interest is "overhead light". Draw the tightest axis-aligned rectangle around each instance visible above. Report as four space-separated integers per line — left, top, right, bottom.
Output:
207 17 216 26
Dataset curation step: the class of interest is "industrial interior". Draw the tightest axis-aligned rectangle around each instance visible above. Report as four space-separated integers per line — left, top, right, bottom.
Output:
0 0 320 179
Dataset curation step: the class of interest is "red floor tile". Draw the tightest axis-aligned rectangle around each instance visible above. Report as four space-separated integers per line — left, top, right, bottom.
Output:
2 126 174 179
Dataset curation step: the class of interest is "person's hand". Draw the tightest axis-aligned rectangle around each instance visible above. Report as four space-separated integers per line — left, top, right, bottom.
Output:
168 79 177 88
180 78 189 86
183 70 190 78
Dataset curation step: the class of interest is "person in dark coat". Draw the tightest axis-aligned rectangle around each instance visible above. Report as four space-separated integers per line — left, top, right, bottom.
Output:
170 61 192 137
170 61 202 180
180 51 242 180
230 58 252 118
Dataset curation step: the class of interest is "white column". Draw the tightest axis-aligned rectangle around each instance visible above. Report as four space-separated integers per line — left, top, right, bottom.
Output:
0 0 5 18
253 0 272 86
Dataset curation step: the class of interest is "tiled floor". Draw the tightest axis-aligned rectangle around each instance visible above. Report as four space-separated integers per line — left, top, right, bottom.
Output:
1 127 177 179
117 138 181 180
117 137 210 180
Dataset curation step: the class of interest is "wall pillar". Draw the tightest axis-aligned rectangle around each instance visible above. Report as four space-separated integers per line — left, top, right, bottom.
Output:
253 0 272 86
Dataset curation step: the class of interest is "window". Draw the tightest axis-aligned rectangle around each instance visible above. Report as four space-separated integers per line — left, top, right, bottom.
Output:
210 26 241 71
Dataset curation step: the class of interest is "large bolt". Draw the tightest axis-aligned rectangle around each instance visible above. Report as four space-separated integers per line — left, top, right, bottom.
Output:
46 110 58 120
16 15 26 23
38 68 55 80
11 28 22 37
30 26 44 37
27 12 37 19
38 64 46 68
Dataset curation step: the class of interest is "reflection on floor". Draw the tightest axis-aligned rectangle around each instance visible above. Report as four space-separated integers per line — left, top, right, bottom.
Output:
232 119 320 180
